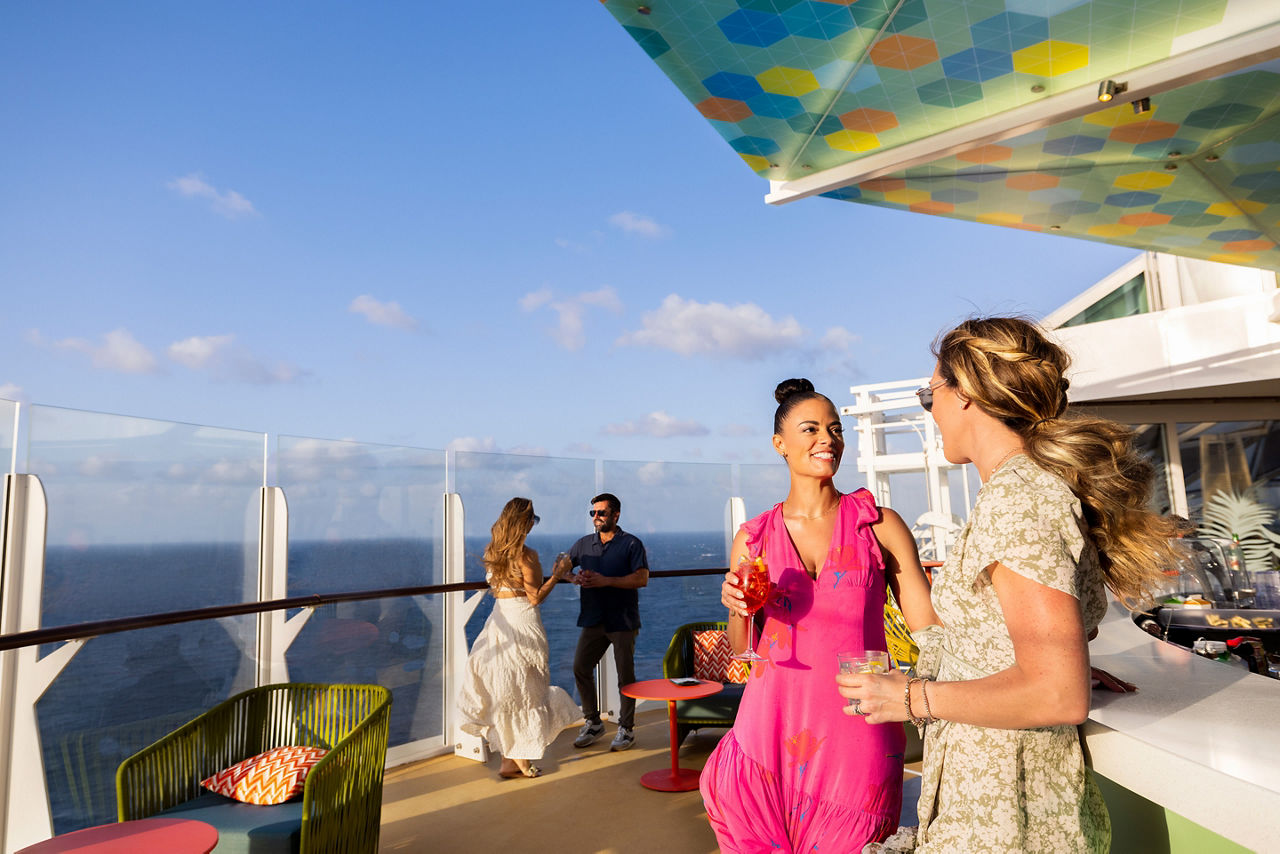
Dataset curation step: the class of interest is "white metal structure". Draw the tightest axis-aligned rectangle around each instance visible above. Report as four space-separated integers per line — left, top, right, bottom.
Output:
840 379 971 562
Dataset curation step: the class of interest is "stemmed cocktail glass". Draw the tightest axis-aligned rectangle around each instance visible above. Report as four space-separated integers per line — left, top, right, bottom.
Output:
732 556 771 662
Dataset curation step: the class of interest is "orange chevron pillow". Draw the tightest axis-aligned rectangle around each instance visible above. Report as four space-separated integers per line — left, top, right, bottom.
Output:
201 745 328 805
692 629 751 683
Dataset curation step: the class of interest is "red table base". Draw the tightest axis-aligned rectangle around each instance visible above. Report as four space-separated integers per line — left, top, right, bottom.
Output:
620 679 723 793
640 766 704 792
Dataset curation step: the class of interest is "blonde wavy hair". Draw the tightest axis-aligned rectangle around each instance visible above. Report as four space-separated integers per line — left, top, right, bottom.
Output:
483 497 536 592
934 316 1179 607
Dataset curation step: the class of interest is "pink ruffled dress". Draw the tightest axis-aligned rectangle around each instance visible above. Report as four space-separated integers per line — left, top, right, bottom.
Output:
700 489 904 853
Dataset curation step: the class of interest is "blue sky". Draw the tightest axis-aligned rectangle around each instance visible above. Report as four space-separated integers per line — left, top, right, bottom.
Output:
0 2 1139 465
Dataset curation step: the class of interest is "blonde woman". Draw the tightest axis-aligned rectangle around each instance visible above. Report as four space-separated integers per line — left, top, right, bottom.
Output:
458 497 580 779
839 317 1178 852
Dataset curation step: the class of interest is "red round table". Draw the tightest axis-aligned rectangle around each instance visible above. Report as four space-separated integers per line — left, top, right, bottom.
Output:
621 677 723 792
16 818 218 854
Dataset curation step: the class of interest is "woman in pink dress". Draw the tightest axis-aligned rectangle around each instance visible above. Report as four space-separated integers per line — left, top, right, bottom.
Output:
701 378 936 853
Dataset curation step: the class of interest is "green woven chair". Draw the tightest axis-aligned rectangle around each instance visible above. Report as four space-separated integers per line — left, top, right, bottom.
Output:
117 683 391 854
662 621 747 746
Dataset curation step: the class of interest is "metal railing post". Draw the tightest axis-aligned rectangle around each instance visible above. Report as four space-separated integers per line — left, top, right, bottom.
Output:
0 475 62 853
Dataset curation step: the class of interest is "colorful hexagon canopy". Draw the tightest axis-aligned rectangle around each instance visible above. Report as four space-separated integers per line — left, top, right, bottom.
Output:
602 0 1280 270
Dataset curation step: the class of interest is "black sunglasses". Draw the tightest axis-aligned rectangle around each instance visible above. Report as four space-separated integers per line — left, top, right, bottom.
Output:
915 380 946 413
531 514 540 526
589 509 614 518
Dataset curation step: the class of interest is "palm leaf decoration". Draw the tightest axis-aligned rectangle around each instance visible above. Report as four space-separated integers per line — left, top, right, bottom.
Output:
1198 489 1280 572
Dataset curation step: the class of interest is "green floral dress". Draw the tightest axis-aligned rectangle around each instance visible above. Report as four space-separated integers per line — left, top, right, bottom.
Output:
915 455 1110 853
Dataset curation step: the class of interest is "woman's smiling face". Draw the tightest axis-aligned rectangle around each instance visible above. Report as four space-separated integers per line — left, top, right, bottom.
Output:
774 396 844 476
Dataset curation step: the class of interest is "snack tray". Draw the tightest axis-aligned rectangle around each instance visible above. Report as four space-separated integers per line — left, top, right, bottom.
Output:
1157 607 1280 631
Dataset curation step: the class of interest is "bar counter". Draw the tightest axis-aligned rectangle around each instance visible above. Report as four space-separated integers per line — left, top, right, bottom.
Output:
1085 599 1280 852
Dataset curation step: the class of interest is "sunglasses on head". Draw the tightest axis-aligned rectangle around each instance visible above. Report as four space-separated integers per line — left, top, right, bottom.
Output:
915 379 946 413
589 509 614 518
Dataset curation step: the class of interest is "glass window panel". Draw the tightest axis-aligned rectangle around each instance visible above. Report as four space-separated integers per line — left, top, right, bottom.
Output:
454 451 596 695
26 406 263 833
1177 420 1280 576
1061 273 1148 327
1131 424 1173 515
599 460 734 681
277 437 445 749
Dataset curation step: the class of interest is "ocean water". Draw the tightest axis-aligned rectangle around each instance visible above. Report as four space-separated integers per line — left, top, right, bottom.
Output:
36 532 725 832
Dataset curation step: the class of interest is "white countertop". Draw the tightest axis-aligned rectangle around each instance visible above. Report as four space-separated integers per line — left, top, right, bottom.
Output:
1084 599 1280 850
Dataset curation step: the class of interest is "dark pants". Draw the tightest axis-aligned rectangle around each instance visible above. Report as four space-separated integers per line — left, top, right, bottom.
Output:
573 624 638 730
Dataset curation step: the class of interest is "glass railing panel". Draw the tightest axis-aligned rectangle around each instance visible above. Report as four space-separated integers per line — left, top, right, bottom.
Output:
0 397 14 531
453 451 596 694
276 437 445 749
739 461 865 519
600 459 734 678
739 462 790 520
26 405 264 833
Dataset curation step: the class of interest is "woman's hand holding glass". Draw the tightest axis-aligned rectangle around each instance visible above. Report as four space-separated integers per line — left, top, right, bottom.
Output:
552 552 576 583
721 568 750 616
836 658 910 723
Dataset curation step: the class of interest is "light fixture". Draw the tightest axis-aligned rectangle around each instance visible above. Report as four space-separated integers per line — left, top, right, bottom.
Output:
1097 80 1127 102
1131 97 1151 115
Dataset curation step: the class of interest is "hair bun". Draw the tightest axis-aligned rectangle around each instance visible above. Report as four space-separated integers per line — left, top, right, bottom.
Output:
775 378 815 405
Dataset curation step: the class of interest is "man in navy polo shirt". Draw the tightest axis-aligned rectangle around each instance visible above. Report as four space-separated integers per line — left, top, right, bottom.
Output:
561 492 648 751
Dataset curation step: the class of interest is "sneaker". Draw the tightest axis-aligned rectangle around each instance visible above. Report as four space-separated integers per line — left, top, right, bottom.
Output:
610 726 635 752
573 721 604 748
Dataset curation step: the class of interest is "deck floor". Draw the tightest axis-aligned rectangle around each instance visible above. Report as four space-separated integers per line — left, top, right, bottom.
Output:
379 708 720 854
379 709 921 854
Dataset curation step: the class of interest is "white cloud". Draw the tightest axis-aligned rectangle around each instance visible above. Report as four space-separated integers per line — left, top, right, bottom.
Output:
57 328 159 374
167 334 302 384
167 173 258 219
447 436 500 454
602 411 709 438
348 295 418 331
554 237 589 254
608 210 670 239
168 334 235 370
617 295 804 358
636 461 666 485
519 288 553 312
564 441 597 456
816 325 861 377
520 286 623 351
820 326 859 350
205 459 263 484
0 382 23 401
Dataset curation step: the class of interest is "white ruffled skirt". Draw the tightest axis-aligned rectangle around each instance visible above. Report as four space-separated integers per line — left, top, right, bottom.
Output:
457 596 581 760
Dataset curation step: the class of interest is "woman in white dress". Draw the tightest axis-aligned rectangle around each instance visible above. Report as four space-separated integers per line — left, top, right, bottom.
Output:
458 497 581 779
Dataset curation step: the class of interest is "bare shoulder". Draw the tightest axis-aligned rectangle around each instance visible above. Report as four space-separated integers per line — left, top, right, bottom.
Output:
872 506 910 533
